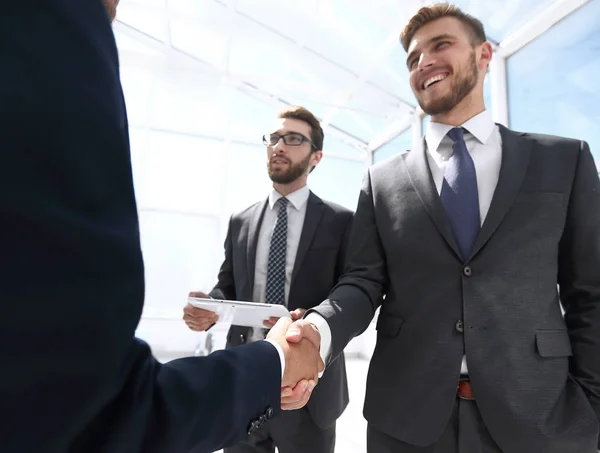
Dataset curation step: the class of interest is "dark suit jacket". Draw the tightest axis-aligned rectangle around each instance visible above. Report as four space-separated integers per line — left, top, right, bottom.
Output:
311 125 600 452
209 192 352 429
1 3 281 452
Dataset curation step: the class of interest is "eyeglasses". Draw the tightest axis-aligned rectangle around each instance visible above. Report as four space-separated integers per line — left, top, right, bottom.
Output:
262 132 317 150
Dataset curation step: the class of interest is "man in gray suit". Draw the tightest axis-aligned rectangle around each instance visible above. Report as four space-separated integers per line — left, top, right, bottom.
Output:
286 3 600 453
183 106 351 453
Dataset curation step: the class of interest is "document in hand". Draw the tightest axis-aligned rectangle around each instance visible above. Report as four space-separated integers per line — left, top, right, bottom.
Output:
188 297 291 328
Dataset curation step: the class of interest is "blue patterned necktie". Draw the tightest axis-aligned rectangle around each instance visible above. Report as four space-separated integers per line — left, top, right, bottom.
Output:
440 127 480 261
265 197 289 305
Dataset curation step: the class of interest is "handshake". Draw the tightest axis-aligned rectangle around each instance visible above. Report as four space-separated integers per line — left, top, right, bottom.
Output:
183 293 324 411
266 317 325 411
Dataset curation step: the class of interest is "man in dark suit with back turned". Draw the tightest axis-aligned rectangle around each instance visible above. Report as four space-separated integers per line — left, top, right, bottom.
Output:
286 3 600 453
0 2 323 452
183 106 352 453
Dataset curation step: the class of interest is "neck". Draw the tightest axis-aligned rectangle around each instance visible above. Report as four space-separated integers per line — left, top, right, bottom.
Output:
273 178 307 197
431 90 485 126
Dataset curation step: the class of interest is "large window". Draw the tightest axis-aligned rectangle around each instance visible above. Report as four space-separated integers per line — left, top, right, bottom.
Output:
373 129 413 163
507 0 600 162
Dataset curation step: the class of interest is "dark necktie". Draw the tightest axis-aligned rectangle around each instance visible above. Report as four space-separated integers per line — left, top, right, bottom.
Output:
440 127 480 261
265 197 288 305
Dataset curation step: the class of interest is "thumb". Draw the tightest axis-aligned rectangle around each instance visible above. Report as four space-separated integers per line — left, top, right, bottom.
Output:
268 317 293 338
285 320 315 344
300 322 321 351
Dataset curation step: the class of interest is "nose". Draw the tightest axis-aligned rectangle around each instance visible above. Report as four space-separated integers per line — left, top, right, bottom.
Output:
417 52 436 72
271 138 286 153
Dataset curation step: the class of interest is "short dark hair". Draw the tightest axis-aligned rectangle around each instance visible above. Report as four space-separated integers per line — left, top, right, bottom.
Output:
400 3 486 52
278 106 324 152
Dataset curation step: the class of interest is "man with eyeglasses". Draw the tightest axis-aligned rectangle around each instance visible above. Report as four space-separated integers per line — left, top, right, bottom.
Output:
183 106 352 453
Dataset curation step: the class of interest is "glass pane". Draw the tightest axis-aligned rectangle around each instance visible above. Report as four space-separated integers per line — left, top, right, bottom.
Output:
119 64 155 127
227 13 359 120
224 88 281 144
169 0 229 68
139 131 226 214
507 0 600 161
138 211 220 310
223 142 272 214
128 126 147 200
117 0 167 42
330 83 415 142
151 70 222 136
374 129 413 163
368 45 418 106
452 0 557 42
309 156 366 211
324 134 365 159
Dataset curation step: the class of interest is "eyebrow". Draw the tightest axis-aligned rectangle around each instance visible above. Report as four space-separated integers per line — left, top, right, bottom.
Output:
270 130 303 135
406 33 457 67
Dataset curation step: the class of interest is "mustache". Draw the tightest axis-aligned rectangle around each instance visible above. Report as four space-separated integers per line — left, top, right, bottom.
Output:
269 156 291 164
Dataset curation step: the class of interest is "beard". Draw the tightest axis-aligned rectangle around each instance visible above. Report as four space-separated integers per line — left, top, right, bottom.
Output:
417 51 479 116
267 153 312 184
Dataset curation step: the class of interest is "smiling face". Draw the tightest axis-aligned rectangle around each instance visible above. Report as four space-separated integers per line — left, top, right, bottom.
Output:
406 16 491 121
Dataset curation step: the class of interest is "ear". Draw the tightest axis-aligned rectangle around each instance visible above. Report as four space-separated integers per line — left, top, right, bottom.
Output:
311 150 323 166
479 41 493 70
309 150 323 172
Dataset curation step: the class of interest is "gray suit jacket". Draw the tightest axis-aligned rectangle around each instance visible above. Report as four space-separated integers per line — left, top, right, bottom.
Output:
310 125 600 452
210 191 352 429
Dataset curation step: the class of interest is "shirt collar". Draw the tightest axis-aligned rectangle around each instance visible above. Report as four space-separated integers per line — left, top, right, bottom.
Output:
425 110 495 154
269 185 310 211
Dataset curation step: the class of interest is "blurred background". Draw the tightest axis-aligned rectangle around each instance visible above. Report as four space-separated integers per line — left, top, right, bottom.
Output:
112 0 599 450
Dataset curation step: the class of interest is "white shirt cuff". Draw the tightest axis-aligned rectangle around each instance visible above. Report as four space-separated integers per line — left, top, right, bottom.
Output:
264 339 285 380
305 313 332 377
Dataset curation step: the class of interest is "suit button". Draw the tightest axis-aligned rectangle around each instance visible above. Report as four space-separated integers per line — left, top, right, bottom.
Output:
463 266 472 276
266 407 274 419
247 420 258 435
455 320 464 333
240 334 246 343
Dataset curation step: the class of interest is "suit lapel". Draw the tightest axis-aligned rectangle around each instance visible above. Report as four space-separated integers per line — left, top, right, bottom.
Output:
246 199 268 295
469 125 531 258
404 139 461 259
291 192 324 285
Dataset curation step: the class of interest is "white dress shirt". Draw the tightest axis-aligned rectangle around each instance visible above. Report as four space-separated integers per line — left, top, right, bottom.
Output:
254 185 309 359
308 110 502 376
263 185 310 378
252 185 310 306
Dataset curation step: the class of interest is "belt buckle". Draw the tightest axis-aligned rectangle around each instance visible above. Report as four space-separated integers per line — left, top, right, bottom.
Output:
458 379 475 401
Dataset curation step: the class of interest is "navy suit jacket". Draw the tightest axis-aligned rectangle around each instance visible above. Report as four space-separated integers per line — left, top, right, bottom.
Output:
0 2 280 452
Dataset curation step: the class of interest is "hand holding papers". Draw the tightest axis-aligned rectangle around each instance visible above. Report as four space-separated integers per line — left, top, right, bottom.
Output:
187 297 291 329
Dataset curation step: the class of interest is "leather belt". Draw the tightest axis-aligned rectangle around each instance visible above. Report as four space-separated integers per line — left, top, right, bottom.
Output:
458 379 475 400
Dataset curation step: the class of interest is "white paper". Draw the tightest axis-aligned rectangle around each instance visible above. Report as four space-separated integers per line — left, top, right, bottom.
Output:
188 297 291 328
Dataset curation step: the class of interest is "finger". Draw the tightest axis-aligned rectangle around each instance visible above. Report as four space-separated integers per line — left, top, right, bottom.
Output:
186 307 218 319
186 323 204 332
284 320 307 343
290 309 306 321
268 317 292 337
263 320 275 329
281 379 310 404
185 319 215 332
281 380 316 410
300 323 321 350
282 392 311 410
183 312 219 325
188 291 209 298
